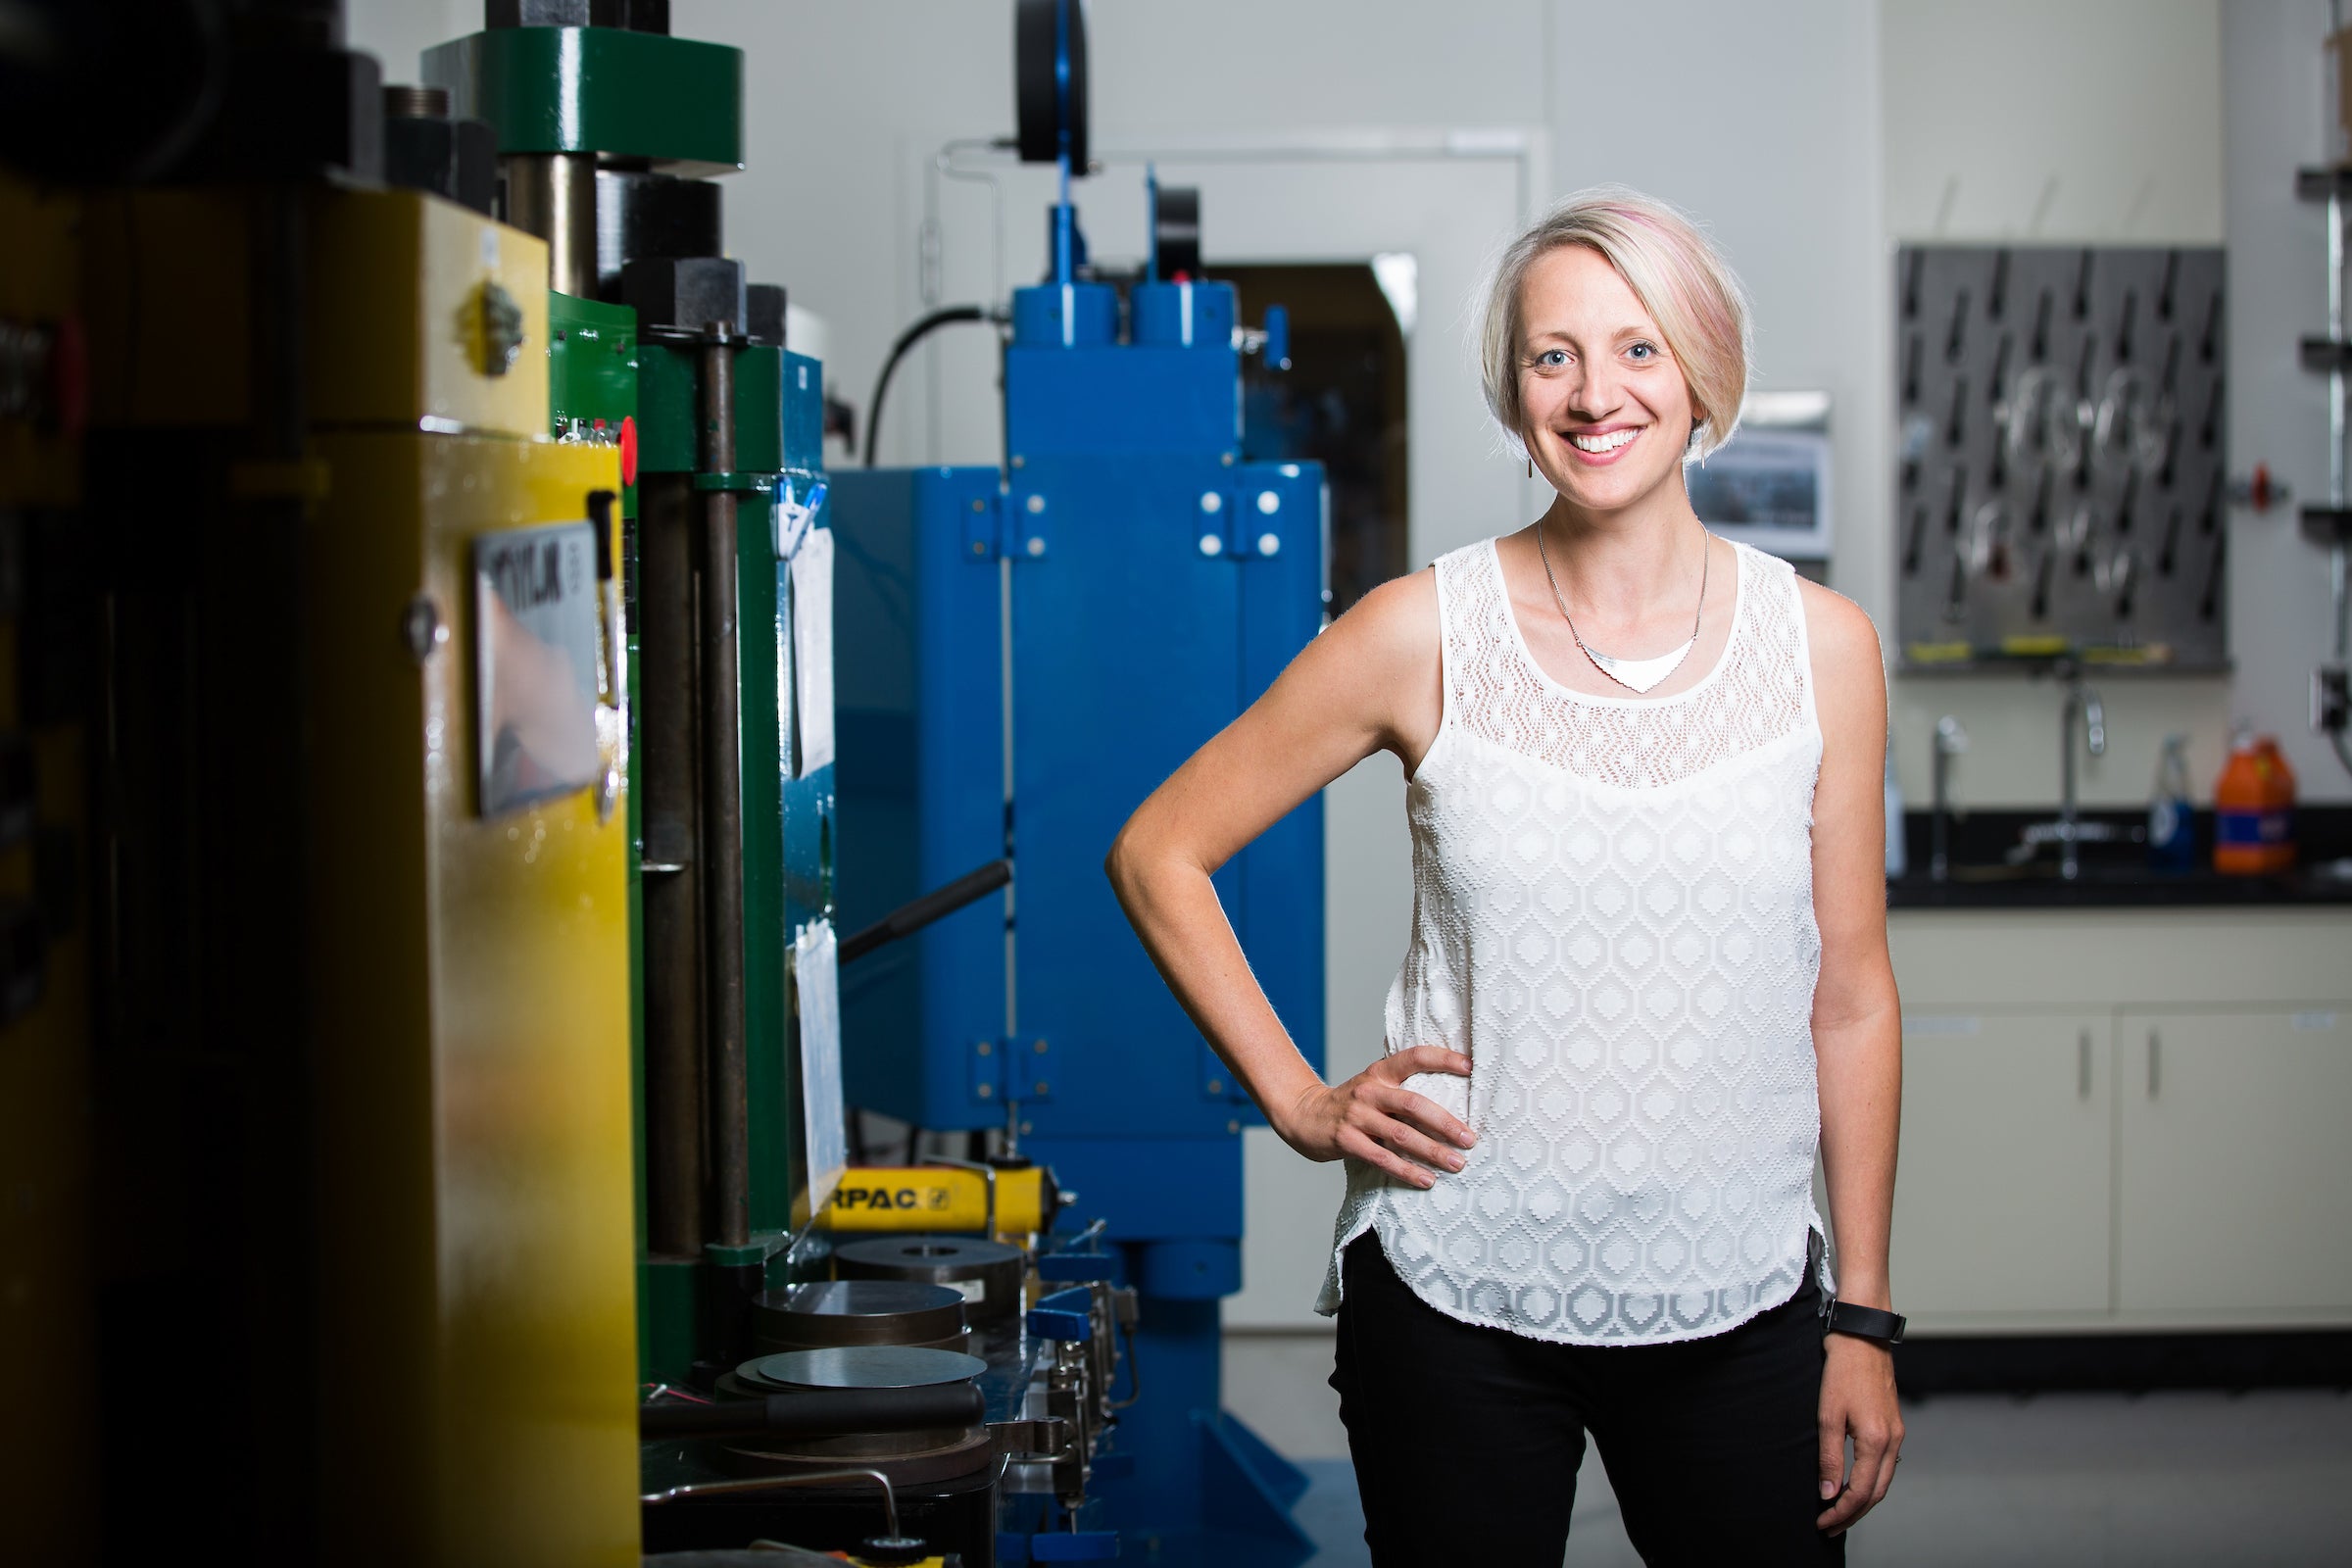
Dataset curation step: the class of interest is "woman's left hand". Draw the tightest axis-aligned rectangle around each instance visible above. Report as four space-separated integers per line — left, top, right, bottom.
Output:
1816 1334 1903 1535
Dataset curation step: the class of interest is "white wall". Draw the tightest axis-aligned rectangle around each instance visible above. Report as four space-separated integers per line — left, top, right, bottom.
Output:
346 0 476 86
1882 0 2226 244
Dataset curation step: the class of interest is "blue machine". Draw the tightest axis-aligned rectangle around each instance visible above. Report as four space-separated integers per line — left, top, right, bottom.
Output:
831 15 1328 1547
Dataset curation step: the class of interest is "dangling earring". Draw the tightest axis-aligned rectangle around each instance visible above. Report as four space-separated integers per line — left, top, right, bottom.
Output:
1527 452 1534 479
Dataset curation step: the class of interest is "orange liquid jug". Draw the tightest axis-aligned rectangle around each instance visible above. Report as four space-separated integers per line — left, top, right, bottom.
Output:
2213 731 2296 874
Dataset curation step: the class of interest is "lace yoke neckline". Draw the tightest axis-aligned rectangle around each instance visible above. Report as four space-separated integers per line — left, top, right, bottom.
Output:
1484 534 1750 710
1439 534 1813 794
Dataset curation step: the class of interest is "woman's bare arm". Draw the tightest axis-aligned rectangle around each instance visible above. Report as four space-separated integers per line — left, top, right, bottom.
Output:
1105 569 1476 1186
1798 578 1906 1534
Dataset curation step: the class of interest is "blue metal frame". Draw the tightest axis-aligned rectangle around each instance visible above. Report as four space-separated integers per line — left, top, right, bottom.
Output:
834 271 1325 1565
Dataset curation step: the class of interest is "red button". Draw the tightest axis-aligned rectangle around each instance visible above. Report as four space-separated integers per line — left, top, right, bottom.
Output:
618 414 638 488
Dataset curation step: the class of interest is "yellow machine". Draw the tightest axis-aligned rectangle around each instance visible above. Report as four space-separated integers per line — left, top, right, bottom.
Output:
287 188 641 1568
17 170 641 1562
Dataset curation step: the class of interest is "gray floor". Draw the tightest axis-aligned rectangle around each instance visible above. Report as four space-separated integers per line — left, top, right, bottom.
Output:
1224 1330 2352 1567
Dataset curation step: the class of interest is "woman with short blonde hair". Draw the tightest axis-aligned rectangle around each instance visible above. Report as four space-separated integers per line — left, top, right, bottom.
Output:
1480 185 1754 462
1110 186 1904 1563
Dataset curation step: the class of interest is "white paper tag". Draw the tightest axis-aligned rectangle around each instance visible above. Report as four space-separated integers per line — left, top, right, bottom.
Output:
943 1278 990 1304
794 918 846 1216
775 500 811 560
789 526 835 777
775 478 826 560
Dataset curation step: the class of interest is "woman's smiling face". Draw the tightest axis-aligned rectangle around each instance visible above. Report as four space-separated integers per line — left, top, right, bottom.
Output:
1517 243 1698 515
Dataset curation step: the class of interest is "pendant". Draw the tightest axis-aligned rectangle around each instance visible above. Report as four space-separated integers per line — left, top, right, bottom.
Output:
1584 637 1696 694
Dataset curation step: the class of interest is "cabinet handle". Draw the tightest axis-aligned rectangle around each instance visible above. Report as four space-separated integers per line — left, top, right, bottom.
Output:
2079 1030 2091 1100
2147 1029 2161 1099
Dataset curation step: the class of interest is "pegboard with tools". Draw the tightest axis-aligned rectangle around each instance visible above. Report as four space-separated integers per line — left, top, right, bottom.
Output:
1894 244 2228 670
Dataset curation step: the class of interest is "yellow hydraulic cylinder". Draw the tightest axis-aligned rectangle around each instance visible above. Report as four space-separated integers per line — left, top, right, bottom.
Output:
821 1163 1061 1236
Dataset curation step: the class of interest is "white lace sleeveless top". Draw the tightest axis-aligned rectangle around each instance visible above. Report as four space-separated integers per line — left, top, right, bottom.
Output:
1315 536 1830 1344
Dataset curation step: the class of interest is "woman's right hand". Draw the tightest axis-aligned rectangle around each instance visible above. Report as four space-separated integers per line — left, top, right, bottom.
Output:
1274 1045 1477 1189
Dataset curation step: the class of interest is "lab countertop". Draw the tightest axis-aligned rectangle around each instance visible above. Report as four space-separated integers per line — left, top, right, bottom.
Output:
1886 807 2352 909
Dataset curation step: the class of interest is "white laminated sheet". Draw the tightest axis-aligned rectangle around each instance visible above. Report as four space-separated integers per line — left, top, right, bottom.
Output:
793 916 847 1217
788 524 835 777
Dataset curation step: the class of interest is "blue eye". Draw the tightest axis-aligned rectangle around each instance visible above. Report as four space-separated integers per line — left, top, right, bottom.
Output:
1535 349 1569 368
1628 342 1656 361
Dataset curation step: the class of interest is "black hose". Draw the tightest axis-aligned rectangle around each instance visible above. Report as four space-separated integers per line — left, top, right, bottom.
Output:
864 305 997 467
840 858 1011 965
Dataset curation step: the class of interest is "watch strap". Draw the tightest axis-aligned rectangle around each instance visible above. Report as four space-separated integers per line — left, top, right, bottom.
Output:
1823 1298 1906 1346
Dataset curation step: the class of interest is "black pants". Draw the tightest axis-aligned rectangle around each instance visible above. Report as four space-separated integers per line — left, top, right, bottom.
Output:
1332 1232 1844 1567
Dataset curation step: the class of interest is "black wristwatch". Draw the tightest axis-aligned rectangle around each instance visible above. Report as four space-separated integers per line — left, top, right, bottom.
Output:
1821 1298 1906 1347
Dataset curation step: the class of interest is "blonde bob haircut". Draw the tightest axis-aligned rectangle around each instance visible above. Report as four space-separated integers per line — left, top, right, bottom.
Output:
1478 185 1752 463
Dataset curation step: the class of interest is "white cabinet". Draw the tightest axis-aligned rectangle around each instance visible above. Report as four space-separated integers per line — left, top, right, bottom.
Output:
1894 1013 2112 1318
1886 910 2352 1331
2117 1008 2352 1315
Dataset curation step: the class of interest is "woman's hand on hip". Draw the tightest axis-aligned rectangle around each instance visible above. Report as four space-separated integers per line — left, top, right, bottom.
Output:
1273 1045 1476 1188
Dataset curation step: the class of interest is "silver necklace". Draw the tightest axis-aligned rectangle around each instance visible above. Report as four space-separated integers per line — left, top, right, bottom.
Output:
1534 522 1711 695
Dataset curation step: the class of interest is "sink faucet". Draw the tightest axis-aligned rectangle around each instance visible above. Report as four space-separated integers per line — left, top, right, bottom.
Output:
2009 665 2119 879
2063 676 2106 858
1931 715 1969 881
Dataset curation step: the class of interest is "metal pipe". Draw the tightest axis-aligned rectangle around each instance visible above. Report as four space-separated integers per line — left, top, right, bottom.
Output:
1930 714 1967 882
2314 189 2332 512
2059 686 2080 880
503 152 598 299
2327 8 2350 778
699 324 751 1252
639 470 704 1256
640 1467 905 1540
2058 675 2103 882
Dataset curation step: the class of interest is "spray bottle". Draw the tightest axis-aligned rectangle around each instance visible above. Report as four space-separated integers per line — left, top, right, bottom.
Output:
2147 734 2194 874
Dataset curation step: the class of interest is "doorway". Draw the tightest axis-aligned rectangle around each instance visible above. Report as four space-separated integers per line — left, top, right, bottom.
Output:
1221 263 1410 617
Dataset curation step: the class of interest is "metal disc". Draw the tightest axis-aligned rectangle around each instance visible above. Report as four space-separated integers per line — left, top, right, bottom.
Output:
779 1278 966 1318
835 1236 1023 1270
750 1279 969 1351
832 1235 1028 1323
737 1346 987 1392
